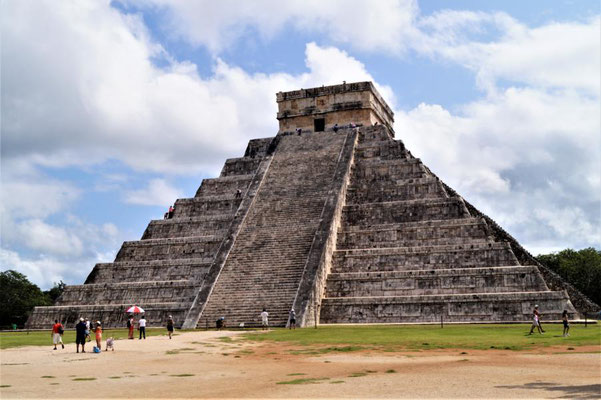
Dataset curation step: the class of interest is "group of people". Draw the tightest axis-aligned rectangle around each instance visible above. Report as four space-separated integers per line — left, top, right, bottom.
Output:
164 205 175 219
528 305 570 337
73 317 110 353
51 314 176 353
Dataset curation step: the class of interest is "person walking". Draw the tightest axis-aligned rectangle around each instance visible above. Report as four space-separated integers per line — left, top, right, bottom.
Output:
562 310 570 337
528 305 544 334
288 309 296 330
166 315 174 339
127 315 134 339
260 308 269 331
138 315 147 339
75 318 87 353
95 321 103 349
51 319 64 350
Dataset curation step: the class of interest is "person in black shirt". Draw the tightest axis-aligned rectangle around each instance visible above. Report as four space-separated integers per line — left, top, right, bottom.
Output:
75 318 87 353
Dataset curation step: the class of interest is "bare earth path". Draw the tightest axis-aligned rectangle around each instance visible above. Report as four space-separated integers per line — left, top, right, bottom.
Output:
1 330 600 399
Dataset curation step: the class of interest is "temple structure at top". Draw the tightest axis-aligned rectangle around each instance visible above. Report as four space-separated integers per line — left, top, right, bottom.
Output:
276 81 394 135
27 81 597 329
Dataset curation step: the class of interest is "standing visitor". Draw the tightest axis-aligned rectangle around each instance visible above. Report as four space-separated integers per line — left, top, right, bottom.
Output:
562 310 570 337
75 318 87 353
127 315 134 339
528 305 544 335
288 309 296 330
51 319 64 350
95 321 103 349
166 315 174 339
84 318 91 342
260 308 269 331
138 315 147 339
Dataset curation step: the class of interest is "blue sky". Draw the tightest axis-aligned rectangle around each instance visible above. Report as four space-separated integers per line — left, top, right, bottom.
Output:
1 0 600 289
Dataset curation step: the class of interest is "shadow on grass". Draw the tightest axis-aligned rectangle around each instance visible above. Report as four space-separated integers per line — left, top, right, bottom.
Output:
496 382 601 399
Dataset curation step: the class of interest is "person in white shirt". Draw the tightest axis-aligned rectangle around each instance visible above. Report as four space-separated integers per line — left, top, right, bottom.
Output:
260 308 269 330
138 316 147 339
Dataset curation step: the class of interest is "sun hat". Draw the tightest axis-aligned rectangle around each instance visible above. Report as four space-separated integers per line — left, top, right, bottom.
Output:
79 317 84 321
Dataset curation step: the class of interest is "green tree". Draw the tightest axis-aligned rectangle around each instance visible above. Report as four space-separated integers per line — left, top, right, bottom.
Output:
537 248 601 307
44 280 66 303
0 270 52 328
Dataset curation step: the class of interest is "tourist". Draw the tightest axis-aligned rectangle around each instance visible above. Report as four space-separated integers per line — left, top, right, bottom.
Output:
333 123 339 132
296 128 302 135
127 315 134 339
84 318 91 342
75 318 87 353
95 321 103 349
235 189 242 199
288 309 296 330
528 305 544 334
216 316 225 330
168 205 175 219
260 308 269 330
138 315 147 339
51 319 64 350
167 315 174 339
562 310 570 337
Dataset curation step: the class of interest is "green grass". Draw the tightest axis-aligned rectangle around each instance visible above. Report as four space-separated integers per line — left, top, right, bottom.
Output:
287 373 307 376
40 376 55 379
0 328 166 349
244 324 601 351
348 372 368 378
276 377 330 385
72 377 96 381
169 374 195 377
0 385 11 388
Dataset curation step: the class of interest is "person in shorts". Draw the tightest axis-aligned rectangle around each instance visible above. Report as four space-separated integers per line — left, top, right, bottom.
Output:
288 309 296 330
51 320 64 350
260 308 269 330
528 305 544 334
75 318 87 353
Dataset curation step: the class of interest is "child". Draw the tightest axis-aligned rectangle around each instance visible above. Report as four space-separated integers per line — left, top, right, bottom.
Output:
105 337 115 351
562 310 570 337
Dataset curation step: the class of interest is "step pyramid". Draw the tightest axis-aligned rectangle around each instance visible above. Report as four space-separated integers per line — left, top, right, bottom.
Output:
27 82 597 329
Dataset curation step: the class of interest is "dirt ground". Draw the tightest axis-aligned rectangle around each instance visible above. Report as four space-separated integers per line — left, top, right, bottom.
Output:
1 330 600 399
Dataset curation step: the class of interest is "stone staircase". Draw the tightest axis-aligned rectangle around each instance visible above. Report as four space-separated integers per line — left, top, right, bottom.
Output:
200 130 352 327
319 125 578 324
26 139 273 329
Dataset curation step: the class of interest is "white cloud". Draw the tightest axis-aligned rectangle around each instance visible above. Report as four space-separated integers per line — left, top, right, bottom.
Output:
2 1 391 175
124 178 184 206
126 0 420 53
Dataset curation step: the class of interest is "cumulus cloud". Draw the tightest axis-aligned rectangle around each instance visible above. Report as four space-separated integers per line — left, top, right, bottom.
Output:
1 1 390 175
124 0 421 53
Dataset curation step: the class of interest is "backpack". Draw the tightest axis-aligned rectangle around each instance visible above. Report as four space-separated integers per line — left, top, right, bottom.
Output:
57 326 64 335
127 320 131 328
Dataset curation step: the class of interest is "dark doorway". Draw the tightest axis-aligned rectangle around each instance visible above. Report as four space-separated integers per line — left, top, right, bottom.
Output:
314 118 325 132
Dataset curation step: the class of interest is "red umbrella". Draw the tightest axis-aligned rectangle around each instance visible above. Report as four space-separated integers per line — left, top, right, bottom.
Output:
126 305 145 314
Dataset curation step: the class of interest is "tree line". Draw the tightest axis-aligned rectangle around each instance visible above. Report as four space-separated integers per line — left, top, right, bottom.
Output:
536 247 601 307
0 270 65 329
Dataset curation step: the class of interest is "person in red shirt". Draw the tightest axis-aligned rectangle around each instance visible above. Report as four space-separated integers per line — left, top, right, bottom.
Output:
51 319 64 350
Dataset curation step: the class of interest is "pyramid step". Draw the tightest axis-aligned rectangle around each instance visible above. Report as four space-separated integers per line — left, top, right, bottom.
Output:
325 265 548 297
320 291 577 324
